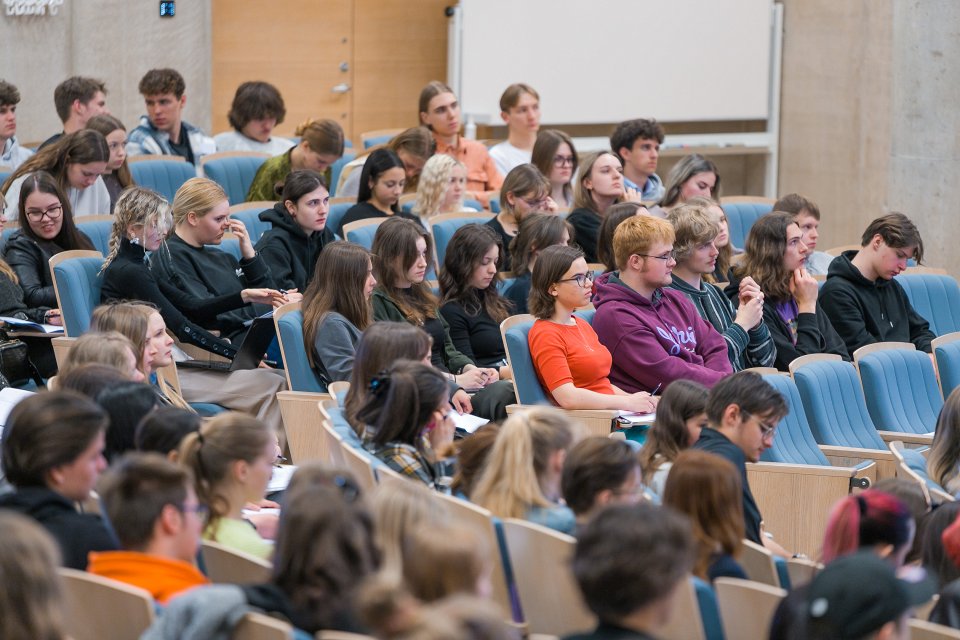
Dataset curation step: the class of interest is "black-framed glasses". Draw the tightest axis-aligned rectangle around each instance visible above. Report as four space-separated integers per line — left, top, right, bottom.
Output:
636 251 676 262
557 272 595 288
743 411 777 440
179 502 209 516
552 155 575 167
24 204 63 222
520 195 552 209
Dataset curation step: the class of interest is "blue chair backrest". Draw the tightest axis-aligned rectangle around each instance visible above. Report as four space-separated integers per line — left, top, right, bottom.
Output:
363 134 393 149
894 273 960 336
503 318 554 406
344 221 381 250
936 338 960 399
52 256 104 337
723 201 772 249
498 277 516 295
203 155 268 205
276 309 326 393
692 577 725 640
229 207 272 243
792 359 887 449
328 151 356 198
489 195 501 213
760 373 831 465
130 160 196 202
76 219 113 255
432 215 494 267
858 349 943 434
329 202 354 239
0 169 10 187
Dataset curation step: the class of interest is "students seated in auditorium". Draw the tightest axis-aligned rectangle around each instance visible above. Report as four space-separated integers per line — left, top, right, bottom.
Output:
38 76 109 149
97 383 162 462
531 129 578 210
339 126 435 198
135 407 201 461
439 224 512 378
638 379 709 498
774 192 834 275
99 187 276 359
597 201 647 273
567 151 628 263
504 212 572 314
686 195 738 283
0 391 117 569
402 522 493 603
60 331 144 383
254 170 335 292
658 153 721 212
372 217 513 420
0 512 70 640
667 202 777 371
663 450 748 582
151 178 291 345
726 211 849 369
610 118 666 202
450 422 500 500
419 81 503 208
486 163 554 271
593 215 732 393
214 81 294 155
179 412 277 560
127 68 215 164
566 503 694 640
85 114 132 213
358 360 454 489
411 154 472 228
820 212 934 355
489 83 541 175
472 408 578 534
337 148 423 236
89 453 208 603
247 118 345 201
769 490 916 640
527 244 656 413
4 171 95 310
2 130 111 220
561 437 642 533
302 241 376 385
691 370 788 551
371 478 449 579
0 80 33 170
927 388 960 495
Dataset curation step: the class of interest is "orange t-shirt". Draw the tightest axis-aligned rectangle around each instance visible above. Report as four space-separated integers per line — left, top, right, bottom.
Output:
88 550 209 604
528 317 615 398
434 134 504 207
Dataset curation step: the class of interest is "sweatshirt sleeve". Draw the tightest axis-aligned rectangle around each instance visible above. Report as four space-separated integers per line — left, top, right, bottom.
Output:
745 322 778 368
692 306 734 376
819 285 880 354
253 234 296 292
313 316 358 383
439 311 474 373
440 302 477 363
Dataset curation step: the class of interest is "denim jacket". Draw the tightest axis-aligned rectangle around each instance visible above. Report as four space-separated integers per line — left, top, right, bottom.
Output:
126 115 215 165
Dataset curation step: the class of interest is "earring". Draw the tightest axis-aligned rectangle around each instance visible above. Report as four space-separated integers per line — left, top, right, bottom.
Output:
129 236 140 245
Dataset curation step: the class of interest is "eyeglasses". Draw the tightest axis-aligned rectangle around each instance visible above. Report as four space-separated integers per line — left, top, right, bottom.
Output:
636 251 676 262
743 412 777 440
552 155 575 167
520 196 552 209
557 272 595 288
24 204 63 222
179 503 209 516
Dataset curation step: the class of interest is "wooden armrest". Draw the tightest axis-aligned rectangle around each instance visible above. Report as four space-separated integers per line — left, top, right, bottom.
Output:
748 461 872 477
818 445 895 460
506 404 618 438
877 431 934 446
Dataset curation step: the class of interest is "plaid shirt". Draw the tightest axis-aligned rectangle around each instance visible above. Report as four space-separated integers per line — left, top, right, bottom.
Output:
367 441 440 490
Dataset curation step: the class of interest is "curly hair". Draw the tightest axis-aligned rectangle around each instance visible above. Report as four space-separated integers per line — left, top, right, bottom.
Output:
413 154 463 220
732 211 798 302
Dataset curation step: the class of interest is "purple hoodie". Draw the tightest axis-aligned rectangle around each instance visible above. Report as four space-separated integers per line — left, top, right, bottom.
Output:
592 272 732 393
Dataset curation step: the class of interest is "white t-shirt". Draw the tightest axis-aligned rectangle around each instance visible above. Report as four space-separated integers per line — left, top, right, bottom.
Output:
3 173 112 220
489 141 532 176
213 131 295 156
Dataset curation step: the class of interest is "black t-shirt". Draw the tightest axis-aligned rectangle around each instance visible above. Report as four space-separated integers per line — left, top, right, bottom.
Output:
397 289 449 372
567 207 602 264
692 427 763 543
440 299 505 367
485 216 515 272
168 124 195 164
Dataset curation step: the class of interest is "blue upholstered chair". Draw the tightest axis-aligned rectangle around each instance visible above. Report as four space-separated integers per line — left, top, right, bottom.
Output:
894 273 960 336
75 216 114 255
429 212 495 267
401 198 485 214
934 332 960 399
328 201 354 239
201 152 269 205
228 202 274 243
722 199 774 248
273 302 325 393
759 373 842 467
342 218 382 250
49 250 104 337
855 344 941 442
129 158 196 202
328 151 357 198
360 129 404 149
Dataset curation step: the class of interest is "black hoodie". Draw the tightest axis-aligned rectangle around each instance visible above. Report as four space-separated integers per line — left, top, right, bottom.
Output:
819 250 934 354
254 203 336 292
0 486 118 569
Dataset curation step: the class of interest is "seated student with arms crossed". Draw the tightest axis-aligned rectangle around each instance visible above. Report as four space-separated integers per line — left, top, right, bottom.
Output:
725 211 849 370
819 212 934 356
592 215 732 394
667 202 776 371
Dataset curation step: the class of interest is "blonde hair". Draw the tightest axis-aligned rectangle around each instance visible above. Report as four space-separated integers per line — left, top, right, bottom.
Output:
172 177 228 226
295 118 345 157
60 331 137 378
178 412 275 538
89 302 155 375
102 186 173 271
667 202 721 265
402 522 489 602
0 512 67 640
472 408 578 519
370 481 449 581
413 154 464 219
612 215 675 272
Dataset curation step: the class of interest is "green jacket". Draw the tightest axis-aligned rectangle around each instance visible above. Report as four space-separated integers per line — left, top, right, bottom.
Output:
371 288 474 374
246 148 333 202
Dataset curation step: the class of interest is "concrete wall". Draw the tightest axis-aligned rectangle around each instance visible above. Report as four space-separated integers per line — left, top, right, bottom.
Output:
0 0 211 144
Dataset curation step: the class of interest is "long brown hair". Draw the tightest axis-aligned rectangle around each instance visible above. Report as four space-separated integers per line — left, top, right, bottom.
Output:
732 211 798 302
2 129 109 195
572 151 619 214
930 387 960 490
660 154 721 209
508 213 573 278
663 450 744 579
302 241 373 369
371 217 436 325
439 224 510 323
639 379 708 486
16 171 95 251
85 114 133 188
531 129 577 205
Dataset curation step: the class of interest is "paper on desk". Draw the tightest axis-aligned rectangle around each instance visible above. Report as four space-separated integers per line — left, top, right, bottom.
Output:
268 464 296 493
449 411 488 434
0 317 63 333
615 411 657 425
0 387 34 431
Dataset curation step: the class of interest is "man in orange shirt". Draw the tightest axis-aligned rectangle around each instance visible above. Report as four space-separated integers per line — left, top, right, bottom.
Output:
89 454 209 604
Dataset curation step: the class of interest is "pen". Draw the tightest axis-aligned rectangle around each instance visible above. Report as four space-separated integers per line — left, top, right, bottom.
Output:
651 383 662 396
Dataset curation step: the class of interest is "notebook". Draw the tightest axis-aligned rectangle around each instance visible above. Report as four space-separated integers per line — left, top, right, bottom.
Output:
177 311 276 372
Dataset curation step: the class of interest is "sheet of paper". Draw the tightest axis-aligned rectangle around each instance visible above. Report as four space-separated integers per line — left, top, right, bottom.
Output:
449 411 488 434
268 464 296 493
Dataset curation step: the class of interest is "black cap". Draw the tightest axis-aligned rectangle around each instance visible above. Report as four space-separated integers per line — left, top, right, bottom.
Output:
807 552 935 639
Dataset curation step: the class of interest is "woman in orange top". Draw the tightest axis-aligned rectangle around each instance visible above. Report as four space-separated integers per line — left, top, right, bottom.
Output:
527 245 656 413
418 81 503 208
